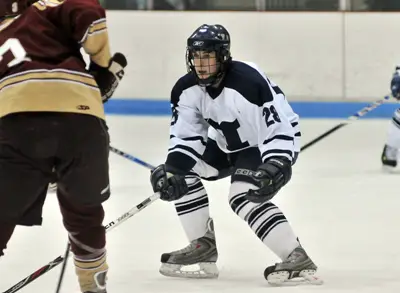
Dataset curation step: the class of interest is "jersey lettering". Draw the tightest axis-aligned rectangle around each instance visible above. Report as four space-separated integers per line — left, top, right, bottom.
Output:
208 118 250 151
0 38 30 68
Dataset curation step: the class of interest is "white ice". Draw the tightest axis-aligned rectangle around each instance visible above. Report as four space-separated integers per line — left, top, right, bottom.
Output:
1 116 400 293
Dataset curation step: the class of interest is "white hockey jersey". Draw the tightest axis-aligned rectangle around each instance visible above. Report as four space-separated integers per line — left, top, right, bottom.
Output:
166 61 301 173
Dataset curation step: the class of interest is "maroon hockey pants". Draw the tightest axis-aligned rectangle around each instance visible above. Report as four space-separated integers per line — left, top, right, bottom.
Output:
0 112 110 257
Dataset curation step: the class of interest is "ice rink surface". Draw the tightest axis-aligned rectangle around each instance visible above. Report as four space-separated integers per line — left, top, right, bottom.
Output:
2 116 400 293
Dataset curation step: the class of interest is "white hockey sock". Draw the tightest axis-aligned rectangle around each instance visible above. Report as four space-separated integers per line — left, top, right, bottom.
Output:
386 108 400 149
174 177 210 242
229 182 299 260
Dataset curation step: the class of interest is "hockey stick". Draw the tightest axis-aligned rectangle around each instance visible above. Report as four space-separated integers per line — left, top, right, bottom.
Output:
109 145 155 169
2 192 161 293
55 242 70 293
300 95 392 152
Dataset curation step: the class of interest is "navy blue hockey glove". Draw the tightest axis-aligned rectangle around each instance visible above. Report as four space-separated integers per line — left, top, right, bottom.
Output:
391 68 400 100
150 164 189 201
245 158 292 203
89 52 127 103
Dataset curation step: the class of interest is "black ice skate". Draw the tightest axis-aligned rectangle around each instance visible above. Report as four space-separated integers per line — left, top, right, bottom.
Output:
264 246 322 286
381 144 398 171
159 218 218 279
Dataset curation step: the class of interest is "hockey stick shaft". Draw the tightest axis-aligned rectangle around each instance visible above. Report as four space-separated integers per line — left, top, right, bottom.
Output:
2 192 160 293
109 145 155 169
55 242 70 293
300 95 391 152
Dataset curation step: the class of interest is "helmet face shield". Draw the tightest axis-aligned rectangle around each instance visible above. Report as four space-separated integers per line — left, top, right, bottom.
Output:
186 49 220 86
186 24 232 86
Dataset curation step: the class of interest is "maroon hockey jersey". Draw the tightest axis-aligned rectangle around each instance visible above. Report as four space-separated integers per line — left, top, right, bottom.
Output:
0 0 112 119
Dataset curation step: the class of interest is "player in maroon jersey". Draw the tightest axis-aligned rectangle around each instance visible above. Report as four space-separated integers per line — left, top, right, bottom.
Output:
0 0 127 292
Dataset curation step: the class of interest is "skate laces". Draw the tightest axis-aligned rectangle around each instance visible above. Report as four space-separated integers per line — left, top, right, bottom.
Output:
172 241 197 254
173 234 215 255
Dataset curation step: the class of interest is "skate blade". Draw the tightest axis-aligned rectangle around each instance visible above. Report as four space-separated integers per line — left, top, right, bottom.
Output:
267 269 323 286
159 262 219 279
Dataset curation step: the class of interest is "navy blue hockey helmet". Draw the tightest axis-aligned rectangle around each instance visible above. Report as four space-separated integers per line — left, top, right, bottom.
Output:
186 24 232 86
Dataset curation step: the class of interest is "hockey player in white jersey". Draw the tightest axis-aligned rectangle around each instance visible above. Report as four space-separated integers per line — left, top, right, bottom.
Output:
381 66 400 169
149 24 321 286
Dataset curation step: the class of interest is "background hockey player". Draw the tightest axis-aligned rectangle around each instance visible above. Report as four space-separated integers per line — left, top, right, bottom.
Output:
149 24 321 286
381 66 400 170
0 0 127 292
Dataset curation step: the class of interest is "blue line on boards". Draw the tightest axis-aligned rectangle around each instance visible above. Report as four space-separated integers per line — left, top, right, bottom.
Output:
103 98 399 119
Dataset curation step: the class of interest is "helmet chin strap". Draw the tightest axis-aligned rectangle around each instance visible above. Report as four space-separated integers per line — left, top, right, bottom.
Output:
196 73 219 87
